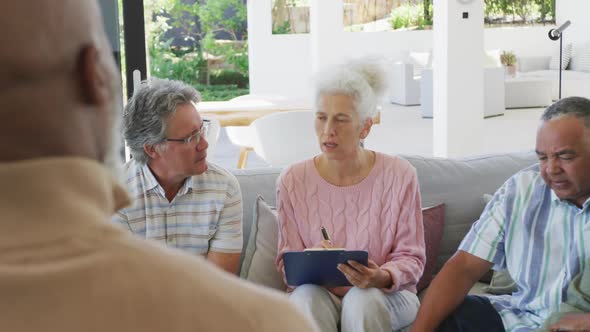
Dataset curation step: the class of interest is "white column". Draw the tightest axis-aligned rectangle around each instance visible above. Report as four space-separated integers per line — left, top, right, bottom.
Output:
310 0 343 74
246 0 272 95
433 0 484 158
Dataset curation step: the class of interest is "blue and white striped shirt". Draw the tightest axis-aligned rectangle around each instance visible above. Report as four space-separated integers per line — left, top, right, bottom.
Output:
112 160 243 256
460 164 590 332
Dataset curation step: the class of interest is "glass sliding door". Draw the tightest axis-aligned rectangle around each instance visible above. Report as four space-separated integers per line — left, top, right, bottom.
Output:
143 0 249 101
120 0 148 99
108 0 250 101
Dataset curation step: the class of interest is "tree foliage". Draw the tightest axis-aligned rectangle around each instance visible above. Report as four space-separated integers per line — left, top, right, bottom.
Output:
390 0 555 30
144 0 249 100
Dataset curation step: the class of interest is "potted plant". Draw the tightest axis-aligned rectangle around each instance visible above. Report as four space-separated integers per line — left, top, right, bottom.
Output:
500 51 517 77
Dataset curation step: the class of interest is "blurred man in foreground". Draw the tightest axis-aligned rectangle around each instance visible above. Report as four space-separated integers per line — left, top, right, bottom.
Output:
0 2 317 331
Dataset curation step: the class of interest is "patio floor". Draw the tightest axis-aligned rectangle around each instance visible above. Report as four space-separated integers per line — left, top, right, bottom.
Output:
208 103 544 170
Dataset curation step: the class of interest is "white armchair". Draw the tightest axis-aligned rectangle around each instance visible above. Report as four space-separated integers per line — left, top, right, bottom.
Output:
390 62 421 106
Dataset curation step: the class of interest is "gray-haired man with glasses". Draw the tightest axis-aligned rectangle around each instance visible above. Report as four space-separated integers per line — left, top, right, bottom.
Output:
113 78 243 274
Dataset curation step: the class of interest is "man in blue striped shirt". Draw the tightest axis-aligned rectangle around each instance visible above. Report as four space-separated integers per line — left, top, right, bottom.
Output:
412 97 590 332
113 79 243 274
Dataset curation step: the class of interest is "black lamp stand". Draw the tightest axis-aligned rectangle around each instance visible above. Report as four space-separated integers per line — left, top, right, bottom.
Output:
558 35 563 100
548 21 571 99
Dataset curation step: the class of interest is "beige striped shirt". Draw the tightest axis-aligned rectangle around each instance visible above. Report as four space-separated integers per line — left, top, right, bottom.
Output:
113 160 243 255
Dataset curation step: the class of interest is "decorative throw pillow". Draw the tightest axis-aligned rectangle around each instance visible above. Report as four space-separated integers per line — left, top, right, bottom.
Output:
239 196 286 291
485 49 502 68
241 197 446 293
409 50 433 76
549 43 573 70
570 44 590 73
416 204 446 292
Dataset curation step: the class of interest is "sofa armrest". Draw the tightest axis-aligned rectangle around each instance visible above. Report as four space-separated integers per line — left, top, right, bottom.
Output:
517 56 551 72
392 62 415 84
390 62 420 105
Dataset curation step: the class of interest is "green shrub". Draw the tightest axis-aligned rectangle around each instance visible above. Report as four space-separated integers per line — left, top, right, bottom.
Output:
149 45 206 86
144 0 249 97
194 84 249 102
210 70 249 88
500 51 517 66
227 52 249 78
273 21 292 34
389 4 429 30
390 11 409 30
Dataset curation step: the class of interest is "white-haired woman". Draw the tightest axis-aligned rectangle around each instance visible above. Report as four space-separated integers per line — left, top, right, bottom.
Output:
275 60 426 332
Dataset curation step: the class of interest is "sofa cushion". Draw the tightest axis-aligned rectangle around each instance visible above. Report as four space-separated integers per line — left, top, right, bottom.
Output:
232 167 282 265
517 56 551 73
239 195 285 291
403 152 537 274
416 204 446 292
485 49 502 68
570 44 590 73
549 43 572 70
408 50 432 76
520 70 590 81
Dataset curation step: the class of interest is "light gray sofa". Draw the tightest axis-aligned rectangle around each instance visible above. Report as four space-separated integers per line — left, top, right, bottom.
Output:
518 55 590 100
232 151 538 294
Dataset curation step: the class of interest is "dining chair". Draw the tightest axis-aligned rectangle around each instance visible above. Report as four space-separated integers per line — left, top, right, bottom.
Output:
204 118 221 154
250 110 321 167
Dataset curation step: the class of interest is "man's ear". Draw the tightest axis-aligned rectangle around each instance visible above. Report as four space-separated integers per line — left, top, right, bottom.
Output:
144 144 160 160
78 45 109 105
360 118 373 139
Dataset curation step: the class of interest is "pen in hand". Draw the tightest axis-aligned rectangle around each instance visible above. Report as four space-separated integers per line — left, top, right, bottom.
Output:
320 226 332 249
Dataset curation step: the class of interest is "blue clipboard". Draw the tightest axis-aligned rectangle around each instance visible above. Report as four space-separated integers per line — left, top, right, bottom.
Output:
283 250 369 287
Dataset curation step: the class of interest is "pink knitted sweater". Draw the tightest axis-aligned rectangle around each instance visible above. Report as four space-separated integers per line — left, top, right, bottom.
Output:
275 152 426 294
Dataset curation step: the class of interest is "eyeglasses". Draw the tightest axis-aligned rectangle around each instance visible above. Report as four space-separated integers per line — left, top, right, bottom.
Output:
166 119 210 145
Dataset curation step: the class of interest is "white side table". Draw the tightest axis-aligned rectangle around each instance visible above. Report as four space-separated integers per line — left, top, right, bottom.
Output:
505 77 552 109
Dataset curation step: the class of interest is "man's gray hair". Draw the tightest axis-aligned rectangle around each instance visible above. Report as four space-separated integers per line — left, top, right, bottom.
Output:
314 57 388 122
541 96 590 129
123 78 201 164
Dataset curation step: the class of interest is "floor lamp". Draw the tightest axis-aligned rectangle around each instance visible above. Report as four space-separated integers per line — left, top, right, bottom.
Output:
548 20 571 100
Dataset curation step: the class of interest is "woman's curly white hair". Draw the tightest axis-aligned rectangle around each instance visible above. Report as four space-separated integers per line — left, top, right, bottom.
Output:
314 57 388 122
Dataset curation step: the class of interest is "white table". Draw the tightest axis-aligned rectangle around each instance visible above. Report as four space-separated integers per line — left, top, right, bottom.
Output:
505 77 552 109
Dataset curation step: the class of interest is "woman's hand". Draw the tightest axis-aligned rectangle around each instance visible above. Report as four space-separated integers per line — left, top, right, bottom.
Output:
337 259 392 289
549 313 590 332
310 239 334 249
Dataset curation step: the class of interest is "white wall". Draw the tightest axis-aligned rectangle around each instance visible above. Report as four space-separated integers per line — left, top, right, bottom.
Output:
485 27 555 56
247 1 312 101
248 1 567 101
556 0 590 50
